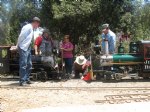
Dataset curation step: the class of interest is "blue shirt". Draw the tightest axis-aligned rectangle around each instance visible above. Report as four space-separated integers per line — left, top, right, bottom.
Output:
101 30 116 54
17 24 33 51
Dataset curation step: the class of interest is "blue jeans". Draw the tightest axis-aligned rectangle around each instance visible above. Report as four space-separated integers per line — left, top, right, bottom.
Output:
18 47 32 83
64 58 73 74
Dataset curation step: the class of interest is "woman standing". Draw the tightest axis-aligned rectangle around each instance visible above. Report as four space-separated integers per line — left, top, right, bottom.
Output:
60 35 74 77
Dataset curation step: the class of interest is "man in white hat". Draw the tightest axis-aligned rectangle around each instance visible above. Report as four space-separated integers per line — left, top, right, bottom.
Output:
73 55 90 78
101 23 116 54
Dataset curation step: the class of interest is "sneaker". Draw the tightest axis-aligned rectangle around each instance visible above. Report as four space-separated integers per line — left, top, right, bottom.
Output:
79 73 83 77
19 82 27 86
26 81 33 84
65 73 71 80
66 74 70 79
70 73 75 79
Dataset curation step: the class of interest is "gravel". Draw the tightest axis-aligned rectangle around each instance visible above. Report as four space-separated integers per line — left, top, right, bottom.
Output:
1 78 150 112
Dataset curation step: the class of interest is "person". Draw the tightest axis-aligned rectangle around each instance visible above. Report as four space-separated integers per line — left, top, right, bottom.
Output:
73 55 91 78
101 23 116 54
17 17 40 86
34 29 52 56
34 29 55 67
60 35 74 77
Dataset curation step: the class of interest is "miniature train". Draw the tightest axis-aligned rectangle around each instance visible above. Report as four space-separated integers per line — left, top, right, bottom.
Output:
0 40 150 81
93 40 150 80
0 47 64 81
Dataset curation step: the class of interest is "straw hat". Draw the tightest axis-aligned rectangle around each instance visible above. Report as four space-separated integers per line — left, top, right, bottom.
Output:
75 55 87 65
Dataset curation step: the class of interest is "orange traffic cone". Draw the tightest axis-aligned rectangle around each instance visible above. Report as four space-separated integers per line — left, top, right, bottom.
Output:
82 72 91 81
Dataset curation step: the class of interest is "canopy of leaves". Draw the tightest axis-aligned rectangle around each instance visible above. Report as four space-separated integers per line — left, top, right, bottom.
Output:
40 0 135 43
0 0 150 45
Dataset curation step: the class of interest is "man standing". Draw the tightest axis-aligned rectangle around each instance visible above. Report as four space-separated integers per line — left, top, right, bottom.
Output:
17 17 40 86
101 24 116 54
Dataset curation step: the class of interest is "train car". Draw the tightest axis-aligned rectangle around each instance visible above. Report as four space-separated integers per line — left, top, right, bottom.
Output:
0 46 65 81
94 40 150 80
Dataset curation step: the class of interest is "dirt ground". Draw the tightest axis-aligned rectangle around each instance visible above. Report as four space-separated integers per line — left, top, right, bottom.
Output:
1 77 150 112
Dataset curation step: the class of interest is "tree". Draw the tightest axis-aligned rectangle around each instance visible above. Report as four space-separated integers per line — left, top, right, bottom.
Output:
40 0 53 28
40 0 135 43
8 0 41 44
0 0 42 44
1 0 148 45
132 3 150 40
0 0 12 44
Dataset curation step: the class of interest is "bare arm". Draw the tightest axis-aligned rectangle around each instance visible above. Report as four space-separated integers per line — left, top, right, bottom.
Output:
34 45 39 55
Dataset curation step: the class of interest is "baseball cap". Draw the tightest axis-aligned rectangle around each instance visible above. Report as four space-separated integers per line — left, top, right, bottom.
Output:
32 17 40 22
101 23 109 31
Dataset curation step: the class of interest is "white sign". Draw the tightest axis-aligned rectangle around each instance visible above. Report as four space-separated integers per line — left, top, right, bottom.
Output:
0 63 3 67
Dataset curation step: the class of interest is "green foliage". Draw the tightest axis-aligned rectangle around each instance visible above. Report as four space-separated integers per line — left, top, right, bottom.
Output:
40 0 98 43
53 0 93 18
0 0 14 45
119 1 150 41
0 0 150 45
40 0 133 43
0 0 41 45
9 0 40 44
120 12 133 33
132 3 150 41
40 0 53 27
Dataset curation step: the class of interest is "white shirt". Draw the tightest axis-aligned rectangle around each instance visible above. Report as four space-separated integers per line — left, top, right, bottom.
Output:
17 24 33 51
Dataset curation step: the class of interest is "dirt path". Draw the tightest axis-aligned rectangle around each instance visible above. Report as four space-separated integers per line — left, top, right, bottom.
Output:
1 79 150 112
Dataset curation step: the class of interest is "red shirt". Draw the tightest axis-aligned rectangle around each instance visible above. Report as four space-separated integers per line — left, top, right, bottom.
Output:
34 36 43 48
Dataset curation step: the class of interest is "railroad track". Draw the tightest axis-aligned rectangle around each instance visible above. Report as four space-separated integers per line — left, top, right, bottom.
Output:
1 85 150 105
95 93 150 104
1 85 150 91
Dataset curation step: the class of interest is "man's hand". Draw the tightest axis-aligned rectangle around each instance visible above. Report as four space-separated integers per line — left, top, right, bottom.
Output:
10 46 18 51
35 51 39 55
82 61 91 70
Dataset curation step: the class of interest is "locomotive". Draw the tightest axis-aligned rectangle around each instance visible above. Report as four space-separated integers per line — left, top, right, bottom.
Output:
94 40 150 80
0 46 64 81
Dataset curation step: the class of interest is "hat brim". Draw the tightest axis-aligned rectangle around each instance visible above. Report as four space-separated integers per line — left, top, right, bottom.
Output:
75 56 87 65
33 17 41 22
102 28 107 32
